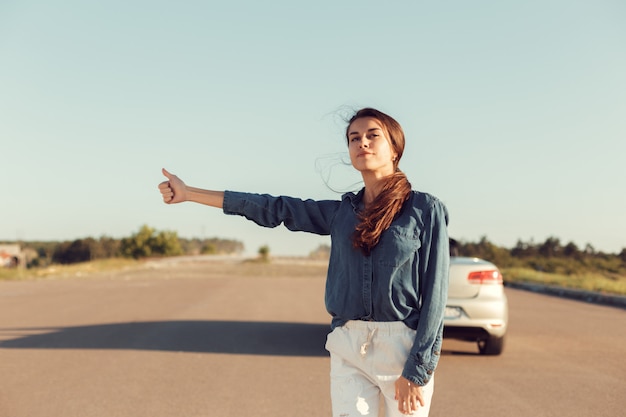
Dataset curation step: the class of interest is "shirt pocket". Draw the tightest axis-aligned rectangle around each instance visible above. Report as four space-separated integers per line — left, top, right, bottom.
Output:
377 225 420 267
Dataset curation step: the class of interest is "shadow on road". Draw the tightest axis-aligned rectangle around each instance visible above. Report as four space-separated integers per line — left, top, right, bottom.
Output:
0 321 331 357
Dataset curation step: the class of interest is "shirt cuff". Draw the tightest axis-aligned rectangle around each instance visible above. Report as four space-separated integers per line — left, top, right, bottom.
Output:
402 355 437 386
222 190 246 215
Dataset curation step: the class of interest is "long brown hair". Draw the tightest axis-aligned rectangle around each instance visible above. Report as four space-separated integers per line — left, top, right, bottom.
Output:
346 108 412 256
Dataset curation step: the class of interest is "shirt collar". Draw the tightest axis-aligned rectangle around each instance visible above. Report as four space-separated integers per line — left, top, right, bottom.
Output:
343 187 365 212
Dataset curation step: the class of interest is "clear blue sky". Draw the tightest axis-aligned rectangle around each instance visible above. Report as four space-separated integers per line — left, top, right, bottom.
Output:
2 0 625 256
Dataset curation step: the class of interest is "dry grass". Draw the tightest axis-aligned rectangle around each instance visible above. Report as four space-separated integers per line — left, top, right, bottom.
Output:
0 256 329 282
0 258 142 281
503 267 626 296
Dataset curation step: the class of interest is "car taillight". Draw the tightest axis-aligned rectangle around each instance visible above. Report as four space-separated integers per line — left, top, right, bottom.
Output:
467 270 503 285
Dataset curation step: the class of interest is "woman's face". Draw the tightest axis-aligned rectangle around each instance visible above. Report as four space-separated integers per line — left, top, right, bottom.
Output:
348 117 397 178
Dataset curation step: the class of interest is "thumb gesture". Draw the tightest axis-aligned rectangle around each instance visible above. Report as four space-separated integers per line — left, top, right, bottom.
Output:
158 168 187 204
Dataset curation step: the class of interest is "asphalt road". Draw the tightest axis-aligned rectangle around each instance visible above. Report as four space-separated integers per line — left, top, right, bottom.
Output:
1 258 625 417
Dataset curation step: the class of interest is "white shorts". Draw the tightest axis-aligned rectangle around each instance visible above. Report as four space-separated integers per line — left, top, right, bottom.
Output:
325 320 435 417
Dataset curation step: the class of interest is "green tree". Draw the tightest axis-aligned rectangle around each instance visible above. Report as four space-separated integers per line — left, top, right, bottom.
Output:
202 242 217 254
538 236 561 258
457 236 512 267
562 241 582 260
152 230 183 256
511 239 538 258
52 239 92 264
258 245 270 262
120 225 182 259
92 236 121 259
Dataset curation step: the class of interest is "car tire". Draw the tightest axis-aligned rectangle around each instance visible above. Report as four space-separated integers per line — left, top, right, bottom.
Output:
478 335 505 355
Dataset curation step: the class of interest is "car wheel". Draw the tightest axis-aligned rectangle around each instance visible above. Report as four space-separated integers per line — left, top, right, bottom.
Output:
477 335 505 355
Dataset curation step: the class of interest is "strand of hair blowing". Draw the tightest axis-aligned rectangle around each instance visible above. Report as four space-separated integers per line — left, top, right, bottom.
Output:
353 170 412 256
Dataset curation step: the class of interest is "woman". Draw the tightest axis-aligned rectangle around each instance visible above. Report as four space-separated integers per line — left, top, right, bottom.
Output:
158 108 449 416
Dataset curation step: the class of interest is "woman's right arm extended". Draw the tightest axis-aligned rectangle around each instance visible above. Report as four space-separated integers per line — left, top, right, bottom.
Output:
158 168 224 208
159 168 339 235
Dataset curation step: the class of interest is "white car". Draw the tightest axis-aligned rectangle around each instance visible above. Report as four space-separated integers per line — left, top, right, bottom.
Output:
444 257 509 355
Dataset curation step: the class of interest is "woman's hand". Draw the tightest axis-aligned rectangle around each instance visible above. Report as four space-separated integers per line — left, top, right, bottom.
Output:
158 168 188 204
394 376 425 415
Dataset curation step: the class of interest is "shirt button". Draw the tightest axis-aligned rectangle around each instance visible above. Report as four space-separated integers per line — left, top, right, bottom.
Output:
434 350 440 355
427 370 433 375
423 378 430 384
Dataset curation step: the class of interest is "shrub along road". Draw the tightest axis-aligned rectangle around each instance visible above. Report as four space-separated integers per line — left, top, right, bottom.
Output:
0 257 624 417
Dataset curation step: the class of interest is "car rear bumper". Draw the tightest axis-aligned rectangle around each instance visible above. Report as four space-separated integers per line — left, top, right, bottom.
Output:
444 296 508 339
444 323 506 340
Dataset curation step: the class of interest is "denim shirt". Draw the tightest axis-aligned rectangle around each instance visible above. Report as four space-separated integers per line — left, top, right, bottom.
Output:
223 188 449 386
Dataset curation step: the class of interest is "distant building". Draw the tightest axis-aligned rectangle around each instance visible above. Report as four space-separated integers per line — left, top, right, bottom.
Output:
0 244 25 268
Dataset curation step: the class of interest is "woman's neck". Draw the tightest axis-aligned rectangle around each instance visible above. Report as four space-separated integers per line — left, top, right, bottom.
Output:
361 173 389 207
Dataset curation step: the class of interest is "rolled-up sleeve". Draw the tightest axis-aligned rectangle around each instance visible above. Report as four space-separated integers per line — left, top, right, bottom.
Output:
222 190 338 236
402 198 450 385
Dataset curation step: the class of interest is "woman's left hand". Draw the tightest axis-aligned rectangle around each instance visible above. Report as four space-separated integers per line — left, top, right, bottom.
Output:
394 376 424 415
